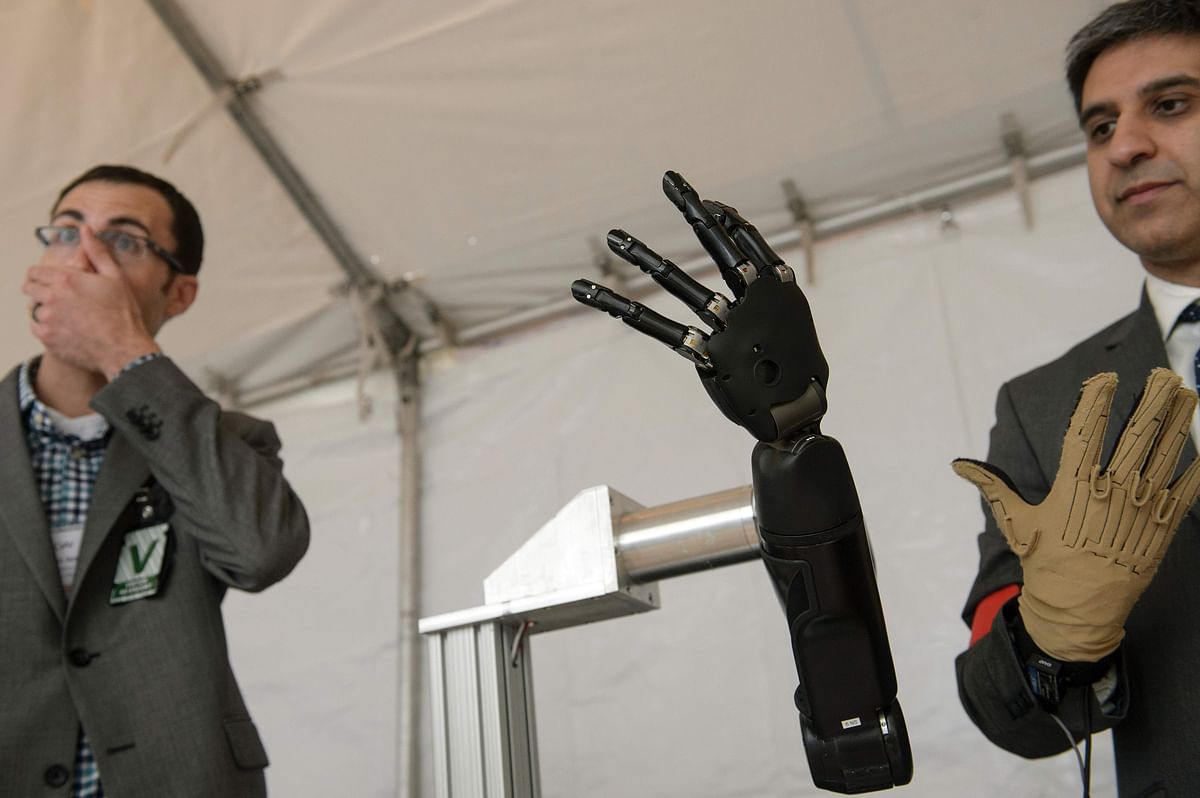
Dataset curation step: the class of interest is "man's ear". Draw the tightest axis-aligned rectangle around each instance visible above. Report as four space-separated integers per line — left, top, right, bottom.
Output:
164 275 199 320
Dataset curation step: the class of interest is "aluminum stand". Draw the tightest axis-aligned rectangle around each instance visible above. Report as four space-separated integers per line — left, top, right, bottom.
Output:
419 485 757 798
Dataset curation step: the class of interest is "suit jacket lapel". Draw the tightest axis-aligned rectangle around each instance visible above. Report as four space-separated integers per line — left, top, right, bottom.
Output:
73 430 150 603
0 367 65 621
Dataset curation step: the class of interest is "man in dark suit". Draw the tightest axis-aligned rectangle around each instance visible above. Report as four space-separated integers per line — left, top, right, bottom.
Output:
955 2 1200 795
0 165 310 796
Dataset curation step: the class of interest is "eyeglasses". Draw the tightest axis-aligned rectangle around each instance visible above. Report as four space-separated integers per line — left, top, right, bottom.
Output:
35 224 189 275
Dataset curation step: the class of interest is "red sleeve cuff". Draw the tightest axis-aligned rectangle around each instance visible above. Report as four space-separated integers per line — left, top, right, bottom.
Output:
969 584 1020 646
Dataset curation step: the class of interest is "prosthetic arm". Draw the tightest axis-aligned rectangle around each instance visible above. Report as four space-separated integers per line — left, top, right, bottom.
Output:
571 172 912 794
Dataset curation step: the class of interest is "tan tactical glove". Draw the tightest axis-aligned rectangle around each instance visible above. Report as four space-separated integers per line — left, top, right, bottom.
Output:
954 368 1200 662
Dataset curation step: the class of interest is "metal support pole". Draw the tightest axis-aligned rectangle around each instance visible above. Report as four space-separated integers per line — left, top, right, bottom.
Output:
433 141 1086 353
148 10 427 793
615 485 756 583
427 621 540 798
145 0 384 291
145 0 418 398
396 352 422 797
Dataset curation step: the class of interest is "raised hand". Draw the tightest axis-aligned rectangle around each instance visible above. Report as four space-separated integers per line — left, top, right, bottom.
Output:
573 171 827 443
571 172 912 794
954 368 1200 662
24 225 161 379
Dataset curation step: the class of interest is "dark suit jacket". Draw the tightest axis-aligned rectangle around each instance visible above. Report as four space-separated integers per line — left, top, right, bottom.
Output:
0 357 310 797
958 291 1200 797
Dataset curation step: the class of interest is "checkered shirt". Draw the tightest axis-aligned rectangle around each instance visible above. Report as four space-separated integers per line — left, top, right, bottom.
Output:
19 363 111 530
19 353 160 798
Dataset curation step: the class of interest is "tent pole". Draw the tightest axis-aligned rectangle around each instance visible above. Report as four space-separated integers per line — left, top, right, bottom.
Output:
225 141 1088 412
426 140 1087 353
146 7 426 791
145 0 390 294
395 350 423 798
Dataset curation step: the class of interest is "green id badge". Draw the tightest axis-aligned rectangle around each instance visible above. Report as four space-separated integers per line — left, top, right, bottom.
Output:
110 523 170 605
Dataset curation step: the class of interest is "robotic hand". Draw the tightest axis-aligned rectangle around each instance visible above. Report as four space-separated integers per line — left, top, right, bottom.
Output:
572 172 912 794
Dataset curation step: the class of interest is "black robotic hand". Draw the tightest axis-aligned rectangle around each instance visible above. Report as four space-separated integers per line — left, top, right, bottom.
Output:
572 172 912 794
573 171 829 442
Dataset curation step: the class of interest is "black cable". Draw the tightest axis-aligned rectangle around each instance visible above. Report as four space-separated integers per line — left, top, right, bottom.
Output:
1048 711 1086 791
1082 689 1093 798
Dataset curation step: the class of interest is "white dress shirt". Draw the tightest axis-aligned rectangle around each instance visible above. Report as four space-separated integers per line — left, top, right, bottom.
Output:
1143 271 1200 444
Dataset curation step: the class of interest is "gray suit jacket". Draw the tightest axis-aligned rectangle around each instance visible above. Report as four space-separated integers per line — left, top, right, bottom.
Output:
0 357 310 797
957 291 1200 797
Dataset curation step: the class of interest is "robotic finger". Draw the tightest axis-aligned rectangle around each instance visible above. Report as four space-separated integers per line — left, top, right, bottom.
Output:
571 279 712 368
606 229 731 330
704 200 796 283
661 170 758 296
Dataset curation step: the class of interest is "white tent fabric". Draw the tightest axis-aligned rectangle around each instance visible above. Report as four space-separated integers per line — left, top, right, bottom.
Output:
2 0 1106 392
224 164 1144 797
223 372 401 796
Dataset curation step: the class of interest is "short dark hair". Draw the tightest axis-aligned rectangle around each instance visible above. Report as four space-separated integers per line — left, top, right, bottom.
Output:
54 164 204 276
1066 0 1200 115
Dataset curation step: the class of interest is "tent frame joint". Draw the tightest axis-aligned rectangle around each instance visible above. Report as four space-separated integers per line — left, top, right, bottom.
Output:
1002 111 1035 230
782 179 816 285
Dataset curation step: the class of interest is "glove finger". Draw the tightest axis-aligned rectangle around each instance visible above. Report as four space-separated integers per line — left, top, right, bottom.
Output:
952 458 1036 555
1133 448 1200 572
1140 385 1198 494
1166 446 1200 527
1059 372 1118 481
1109 368 1183 483
1133 495 1185 574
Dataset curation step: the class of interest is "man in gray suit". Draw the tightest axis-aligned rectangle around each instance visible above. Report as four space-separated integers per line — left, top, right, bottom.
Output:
955 2 1200 795
1 164 310 796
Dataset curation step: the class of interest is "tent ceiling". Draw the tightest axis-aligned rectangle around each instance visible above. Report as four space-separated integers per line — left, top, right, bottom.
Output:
1 0 1105 395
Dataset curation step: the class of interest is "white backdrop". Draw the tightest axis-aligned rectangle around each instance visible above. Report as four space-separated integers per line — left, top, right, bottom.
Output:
222 163 1145 797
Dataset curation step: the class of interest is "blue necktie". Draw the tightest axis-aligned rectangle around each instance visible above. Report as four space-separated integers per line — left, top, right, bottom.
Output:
1175 302 1200 391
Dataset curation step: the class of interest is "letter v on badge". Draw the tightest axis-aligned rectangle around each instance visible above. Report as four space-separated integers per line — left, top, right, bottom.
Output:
111 524 170 605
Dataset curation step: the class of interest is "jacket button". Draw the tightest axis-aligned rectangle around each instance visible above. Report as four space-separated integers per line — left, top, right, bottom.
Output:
69 648 94 667
44 764 70 787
